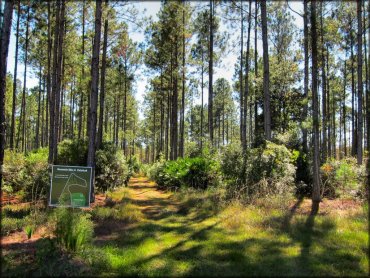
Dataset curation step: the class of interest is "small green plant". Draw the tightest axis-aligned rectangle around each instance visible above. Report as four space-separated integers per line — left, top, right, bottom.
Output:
24 225 34 239
53 208 94 252
152 156 221 190
321 157 366 198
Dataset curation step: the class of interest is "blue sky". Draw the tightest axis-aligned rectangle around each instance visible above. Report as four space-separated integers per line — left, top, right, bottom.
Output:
6 1 304 120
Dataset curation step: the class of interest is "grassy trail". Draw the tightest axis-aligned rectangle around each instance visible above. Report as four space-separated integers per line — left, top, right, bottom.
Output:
89 176 368 276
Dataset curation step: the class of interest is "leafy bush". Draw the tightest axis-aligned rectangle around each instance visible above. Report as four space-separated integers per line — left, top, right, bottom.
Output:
127 156 140 175
1 217 25 236
246 141 296 197
147 155 166 181
95 142 129 192
4 148 49 202
153 156 221 190
321 157 366 198
221 141 296 199
220 143 244 186
58 139 129 193
58 139 88 166
53 208 93 252
23 148 49 202
3 150 26 192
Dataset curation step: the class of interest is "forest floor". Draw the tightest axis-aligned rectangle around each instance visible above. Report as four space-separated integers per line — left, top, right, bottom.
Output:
1 176 369 276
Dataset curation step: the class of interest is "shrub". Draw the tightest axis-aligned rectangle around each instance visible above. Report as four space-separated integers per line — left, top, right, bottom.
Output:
3 150 26 192
23 148 49 202
321 157 366 199
153 156 221 190
53 208 93 252
1 217 25 236
246 141 296 197
57 139 129 193
3 148 48 202
58 139 88 166
221 141 296 200
127 156 140 175
147 155 166 181
220 143 244 186
95 142 129 192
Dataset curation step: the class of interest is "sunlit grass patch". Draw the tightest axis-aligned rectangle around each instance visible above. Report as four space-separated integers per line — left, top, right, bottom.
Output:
92 201 143 223
107 187 131 203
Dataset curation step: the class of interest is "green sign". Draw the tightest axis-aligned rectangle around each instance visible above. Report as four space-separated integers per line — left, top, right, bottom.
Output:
49 165 92 208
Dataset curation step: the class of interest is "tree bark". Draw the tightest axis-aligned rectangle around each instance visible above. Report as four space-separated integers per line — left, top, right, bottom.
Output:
350 26 356 157
261 0 271 140
47 0 55 163
0 0 14 188
97 8 108 150
311 0 321 210
87 0 102 202
208 0 214 145
18 5 30 153
302 0 308 155
243 0 251 152
10 0 20 149
200 51 204 151
357 0 363 165
320 2 327 162
179 0 186 158
78 0 86 139
52 0 65 162
254 1 258 146
240 0 244 145
35 64 42 149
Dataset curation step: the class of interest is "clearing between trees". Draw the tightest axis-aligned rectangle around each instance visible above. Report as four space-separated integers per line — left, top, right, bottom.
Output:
1 175 368 276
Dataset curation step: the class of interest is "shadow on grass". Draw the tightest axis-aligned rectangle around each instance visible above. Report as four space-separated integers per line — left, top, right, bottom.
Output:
1 237 90 276
91 184 367 277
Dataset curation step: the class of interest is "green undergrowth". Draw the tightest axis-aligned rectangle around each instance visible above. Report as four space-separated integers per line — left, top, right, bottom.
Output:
2 181 368 276
82 186 368 276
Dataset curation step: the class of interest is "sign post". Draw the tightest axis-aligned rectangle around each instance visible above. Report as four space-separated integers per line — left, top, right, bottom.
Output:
49 165 92 208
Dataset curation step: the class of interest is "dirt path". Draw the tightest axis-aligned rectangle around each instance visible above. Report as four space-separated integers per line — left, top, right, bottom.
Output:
127 176 179 218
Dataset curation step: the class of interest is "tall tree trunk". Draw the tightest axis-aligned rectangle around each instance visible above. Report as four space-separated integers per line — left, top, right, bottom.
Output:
302 0 309 155
261 0 271 140
78 0 86 139
350 28 356 157
52 0 65 162
343 59 347 157
366 0 370 154
48 0 56 164
357 0 363 165
10 0 20 149
243 0 251 152
98 10 108 149
160 69 164 153
153 96 156 161
320 2 327 162
179 0 185 158
208 0 214 145
200 51 204 151
0 0 14 188
87 0 102 174
311 0 321 212
18 5 30 153
240 0 244 145
254 1 258 146
35 64 42 149
170 43 178 160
